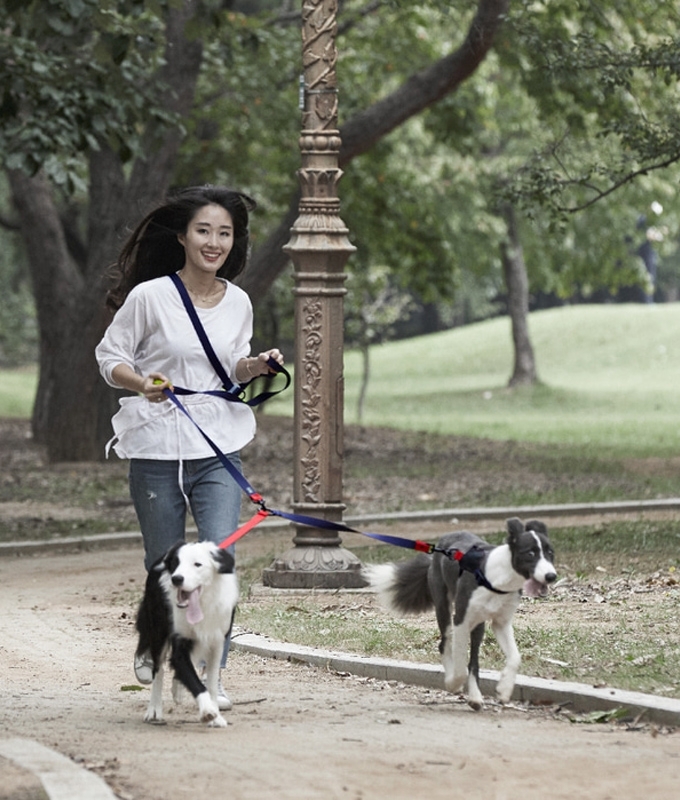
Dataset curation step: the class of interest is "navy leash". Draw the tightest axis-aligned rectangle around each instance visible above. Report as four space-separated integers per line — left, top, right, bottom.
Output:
161 385 508 592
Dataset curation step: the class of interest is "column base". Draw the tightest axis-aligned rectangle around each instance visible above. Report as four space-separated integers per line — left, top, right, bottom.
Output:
261 545 368 589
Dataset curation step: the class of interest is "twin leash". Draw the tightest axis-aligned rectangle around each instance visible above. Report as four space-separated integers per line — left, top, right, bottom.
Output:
162 271 506 591
160 381 507 592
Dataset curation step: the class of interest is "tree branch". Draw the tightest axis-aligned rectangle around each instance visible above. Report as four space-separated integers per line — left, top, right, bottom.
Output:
339 0 510 165
557 154 680 212
243 0 510 301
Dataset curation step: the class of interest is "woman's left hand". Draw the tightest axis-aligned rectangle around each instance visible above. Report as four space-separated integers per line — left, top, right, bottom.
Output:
260 349 284 371
237 350 284 382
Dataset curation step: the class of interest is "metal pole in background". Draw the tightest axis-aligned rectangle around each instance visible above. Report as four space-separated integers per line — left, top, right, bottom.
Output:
262 0 364 588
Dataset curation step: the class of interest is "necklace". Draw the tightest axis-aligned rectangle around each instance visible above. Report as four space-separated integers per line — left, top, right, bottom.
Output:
179 273 223 304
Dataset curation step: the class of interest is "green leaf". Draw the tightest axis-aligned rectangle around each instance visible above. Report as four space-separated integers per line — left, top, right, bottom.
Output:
570 707 630 724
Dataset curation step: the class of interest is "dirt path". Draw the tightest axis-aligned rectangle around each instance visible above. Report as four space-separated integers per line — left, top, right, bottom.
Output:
1 545 678 800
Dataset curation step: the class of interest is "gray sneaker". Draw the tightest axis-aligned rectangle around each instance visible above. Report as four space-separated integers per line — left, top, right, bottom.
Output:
217 682 232 711
134 651 154 685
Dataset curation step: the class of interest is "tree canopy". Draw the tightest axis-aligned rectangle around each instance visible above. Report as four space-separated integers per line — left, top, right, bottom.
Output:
0 0 181 192
3 0 680 458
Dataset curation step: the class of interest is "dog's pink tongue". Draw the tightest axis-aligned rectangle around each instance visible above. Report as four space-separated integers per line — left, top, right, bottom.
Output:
523 578 547 598
185 589 203 624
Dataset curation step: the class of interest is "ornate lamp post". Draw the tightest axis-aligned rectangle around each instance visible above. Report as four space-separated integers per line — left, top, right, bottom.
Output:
262 0 364 589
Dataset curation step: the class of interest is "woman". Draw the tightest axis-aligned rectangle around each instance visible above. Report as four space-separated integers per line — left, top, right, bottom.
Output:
96 185 284 709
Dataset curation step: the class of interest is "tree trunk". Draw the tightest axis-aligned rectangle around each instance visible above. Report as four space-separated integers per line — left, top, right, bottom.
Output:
499 203 538 387
240 0 510 301
357 342 370 423
8 170 80 444
10 0 205 462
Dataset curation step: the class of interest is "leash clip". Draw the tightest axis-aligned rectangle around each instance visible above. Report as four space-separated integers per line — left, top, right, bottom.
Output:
249 492 268 512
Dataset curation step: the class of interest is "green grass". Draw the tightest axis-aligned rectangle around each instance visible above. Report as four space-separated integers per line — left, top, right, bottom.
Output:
267 302 680 457
0 365 38 417
8 303 680 456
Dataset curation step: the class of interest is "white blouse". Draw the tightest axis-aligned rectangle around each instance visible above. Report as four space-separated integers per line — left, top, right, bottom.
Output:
95 274 256 460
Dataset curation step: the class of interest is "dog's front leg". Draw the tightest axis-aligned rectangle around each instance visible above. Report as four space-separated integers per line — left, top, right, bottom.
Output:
492 621 521 704
144 663 165 724
171 637 225 728
202 646 225 728
465 623 485 711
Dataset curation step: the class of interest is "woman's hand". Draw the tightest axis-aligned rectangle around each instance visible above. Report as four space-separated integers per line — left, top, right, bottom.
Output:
142 372 172 403
111 364 171 403
259 348 284 372
236 349 285 382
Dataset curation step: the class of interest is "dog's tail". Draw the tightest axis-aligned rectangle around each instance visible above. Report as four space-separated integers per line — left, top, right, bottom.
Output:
363 555 434 616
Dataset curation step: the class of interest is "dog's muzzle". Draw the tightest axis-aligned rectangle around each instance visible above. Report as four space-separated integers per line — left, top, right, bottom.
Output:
523 571 557 598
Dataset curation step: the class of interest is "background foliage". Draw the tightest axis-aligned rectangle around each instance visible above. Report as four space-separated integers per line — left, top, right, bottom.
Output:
2 0 680 378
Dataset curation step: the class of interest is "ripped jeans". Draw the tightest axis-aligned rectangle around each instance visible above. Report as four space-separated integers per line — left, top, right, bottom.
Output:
129 454 242 667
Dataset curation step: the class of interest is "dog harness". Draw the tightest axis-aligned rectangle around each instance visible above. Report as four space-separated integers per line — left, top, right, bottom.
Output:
441 544 511 594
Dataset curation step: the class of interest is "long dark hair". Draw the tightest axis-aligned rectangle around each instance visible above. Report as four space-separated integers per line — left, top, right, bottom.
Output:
106 185 256 311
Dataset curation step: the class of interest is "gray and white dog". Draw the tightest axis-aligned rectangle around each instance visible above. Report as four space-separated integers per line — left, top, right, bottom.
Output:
363 517 556 709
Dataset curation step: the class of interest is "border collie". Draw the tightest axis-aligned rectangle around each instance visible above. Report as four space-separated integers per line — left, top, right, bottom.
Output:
363 517 556 710
135 540 238 727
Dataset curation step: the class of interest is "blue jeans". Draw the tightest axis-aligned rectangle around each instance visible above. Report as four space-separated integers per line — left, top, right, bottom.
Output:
129 454 242 667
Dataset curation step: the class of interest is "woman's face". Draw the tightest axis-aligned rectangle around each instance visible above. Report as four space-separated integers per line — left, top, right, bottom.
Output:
177 203 234 276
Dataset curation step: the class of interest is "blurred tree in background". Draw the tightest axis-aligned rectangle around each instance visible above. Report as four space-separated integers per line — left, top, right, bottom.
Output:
2 0 680 457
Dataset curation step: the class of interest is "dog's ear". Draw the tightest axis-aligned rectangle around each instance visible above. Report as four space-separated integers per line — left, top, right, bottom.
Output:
525 519 547 534
162 541 183 573
506 517 525 543
213 547 235 575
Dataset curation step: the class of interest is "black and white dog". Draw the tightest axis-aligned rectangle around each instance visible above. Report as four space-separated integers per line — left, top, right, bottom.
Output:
363 518 556 710
135 540 238 728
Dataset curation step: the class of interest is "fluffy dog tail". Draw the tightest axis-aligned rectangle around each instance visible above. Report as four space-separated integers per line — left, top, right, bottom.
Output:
363 555 434 616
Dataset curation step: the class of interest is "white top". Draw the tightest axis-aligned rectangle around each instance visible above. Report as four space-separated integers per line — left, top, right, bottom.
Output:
95 274 256 459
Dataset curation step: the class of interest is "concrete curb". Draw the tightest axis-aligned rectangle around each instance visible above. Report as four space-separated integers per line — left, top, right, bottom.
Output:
0 738 117 800
231 630 680 728
3 497 680 558
0 530 144 557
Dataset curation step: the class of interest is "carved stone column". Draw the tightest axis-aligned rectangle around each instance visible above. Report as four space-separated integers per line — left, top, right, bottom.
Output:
262 0 364 589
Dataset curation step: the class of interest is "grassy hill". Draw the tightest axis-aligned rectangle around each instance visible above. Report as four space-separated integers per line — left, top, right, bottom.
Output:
5 303 680 457
270 302 680 457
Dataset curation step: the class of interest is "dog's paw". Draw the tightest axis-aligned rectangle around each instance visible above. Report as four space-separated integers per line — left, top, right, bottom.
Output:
143 707 166 725
495 683 514 704
496 673 516 704
197 691 220 723
466 679 484 711
208 713 228 728
444 672 468 694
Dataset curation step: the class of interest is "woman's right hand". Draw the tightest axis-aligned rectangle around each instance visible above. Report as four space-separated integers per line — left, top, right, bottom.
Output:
142 373 172 404
111 364 171 403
